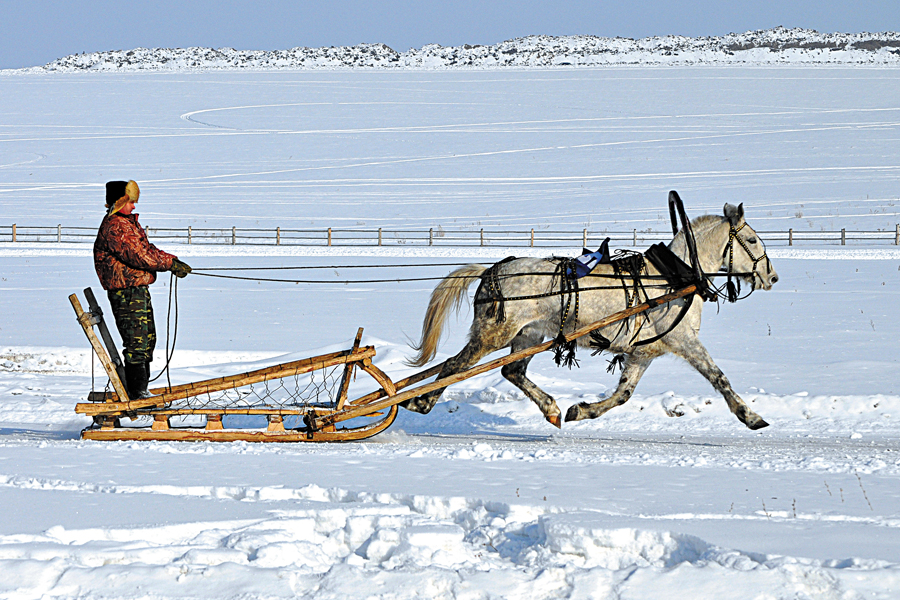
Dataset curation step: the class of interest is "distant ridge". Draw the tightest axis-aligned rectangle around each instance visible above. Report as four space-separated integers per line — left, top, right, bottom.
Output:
14 27 900 72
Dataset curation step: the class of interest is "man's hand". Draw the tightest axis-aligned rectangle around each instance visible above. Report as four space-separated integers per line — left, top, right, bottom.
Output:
170 258 192 278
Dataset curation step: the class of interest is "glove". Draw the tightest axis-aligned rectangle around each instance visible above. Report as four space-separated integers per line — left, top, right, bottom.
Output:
170 258 192 278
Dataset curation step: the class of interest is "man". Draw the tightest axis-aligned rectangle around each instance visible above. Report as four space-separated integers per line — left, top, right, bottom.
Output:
93 180 192 399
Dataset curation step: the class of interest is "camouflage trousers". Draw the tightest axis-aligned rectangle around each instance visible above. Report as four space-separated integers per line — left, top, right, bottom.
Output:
107 286 156 365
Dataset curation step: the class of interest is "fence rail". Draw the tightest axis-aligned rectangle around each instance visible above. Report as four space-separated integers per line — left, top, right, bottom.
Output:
1 224 899 247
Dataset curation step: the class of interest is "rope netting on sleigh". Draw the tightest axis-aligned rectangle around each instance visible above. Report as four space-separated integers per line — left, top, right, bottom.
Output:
109 358 381 430
171 365 343 411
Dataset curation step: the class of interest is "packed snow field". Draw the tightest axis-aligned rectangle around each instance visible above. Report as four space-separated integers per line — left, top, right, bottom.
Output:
1 67 900 597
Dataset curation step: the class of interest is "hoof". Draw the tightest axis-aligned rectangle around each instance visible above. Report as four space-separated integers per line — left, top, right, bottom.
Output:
564 403 587 422
399 397 430 415
546 413 562 428
748 417 770 431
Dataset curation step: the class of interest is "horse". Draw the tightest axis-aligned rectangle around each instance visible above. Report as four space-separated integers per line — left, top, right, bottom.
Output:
402 201 779 430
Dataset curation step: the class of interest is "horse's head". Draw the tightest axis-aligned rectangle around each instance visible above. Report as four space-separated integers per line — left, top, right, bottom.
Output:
722 203 779 291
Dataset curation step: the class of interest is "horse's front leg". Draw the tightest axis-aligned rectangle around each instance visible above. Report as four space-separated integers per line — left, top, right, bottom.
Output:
565 352 654 422
501 327 561 428
669 338 769 430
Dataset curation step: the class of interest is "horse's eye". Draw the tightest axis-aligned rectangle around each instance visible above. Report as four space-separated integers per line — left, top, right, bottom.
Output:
747 237 757 244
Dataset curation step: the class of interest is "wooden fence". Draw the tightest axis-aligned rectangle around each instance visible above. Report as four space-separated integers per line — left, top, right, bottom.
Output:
2 224 899 247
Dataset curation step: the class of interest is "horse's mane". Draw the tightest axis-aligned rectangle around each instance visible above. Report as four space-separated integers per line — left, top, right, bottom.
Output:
690 214 724 232
668 213 727 265
684 213 726 244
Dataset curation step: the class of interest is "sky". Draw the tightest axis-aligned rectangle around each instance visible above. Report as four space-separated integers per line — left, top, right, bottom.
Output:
1 0 899 69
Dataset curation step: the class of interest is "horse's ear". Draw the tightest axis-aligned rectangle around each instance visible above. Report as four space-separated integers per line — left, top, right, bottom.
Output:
724 203 745 226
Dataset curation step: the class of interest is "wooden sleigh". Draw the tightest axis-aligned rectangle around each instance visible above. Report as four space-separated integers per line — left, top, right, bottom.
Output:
71 284 698 442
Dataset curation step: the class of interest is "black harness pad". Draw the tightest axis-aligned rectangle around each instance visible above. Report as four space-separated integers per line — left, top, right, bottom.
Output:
644 243 696 289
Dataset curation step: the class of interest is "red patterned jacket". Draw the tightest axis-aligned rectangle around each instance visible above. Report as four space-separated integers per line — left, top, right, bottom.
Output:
94 213 176 290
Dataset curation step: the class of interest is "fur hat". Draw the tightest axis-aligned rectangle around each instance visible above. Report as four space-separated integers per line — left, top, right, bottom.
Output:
105 180 140 215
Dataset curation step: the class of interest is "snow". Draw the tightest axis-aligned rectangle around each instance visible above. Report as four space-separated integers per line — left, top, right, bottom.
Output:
1 66 900 597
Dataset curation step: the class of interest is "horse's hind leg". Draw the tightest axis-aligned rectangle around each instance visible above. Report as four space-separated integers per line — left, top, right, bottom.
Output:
565 351 654 422
401 334 498 415
501 326 561 427
670 338 769 430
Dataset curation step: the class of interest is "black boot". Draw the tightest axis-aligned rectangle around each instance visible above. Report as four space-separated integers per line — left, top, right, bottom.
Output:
124 362 151 399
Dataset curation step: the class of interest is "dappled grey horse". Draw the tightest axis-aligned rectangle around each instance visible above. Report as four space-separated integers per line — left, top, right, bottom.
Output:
403 203 778 430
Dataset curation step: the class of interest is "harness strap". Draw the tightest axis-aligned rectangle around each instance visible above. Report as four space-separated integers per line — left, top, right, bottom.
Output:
478 256 516 322
632 293 694 347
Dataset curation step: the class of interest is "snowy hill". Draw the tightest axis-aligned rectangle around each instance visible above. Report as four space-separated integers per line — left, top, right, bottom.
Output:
17 27 900 72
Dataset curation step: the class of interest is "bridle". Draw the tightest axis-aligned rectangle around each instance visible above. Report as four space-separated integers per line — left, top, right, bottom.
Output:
723 222 772 293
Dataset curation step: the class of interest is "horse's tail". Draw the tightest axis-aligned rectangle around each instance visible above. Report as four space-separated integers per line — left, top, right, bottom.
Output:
406 264 487 367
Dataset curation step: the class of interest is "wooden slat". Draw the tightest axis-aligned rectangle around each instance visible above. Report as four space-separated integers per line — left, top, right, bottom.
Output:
76 346 377 415
70 294 131 404
83 287 127 385
320 286 698 428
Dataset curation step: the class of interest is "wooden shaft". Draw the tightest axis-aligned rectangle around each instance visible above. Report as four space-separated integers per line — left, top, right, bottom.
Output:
322 285 697 427
70 294 131 403
76 346 376 415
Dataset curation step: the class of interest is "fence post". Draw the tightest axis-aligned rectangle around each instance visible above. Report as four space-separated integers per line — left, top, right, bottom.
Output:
633 229 637 246
188 226 192 244
480 228 484 246
275 227 280 245
583 228 587 247
232 227 236 245
788 228 793 246
378 228 382 246
429 228 433 246
841 228 845 246
530 228 534 247
12 224 16 242
57 224 61 243
896 224 899 246
327 228 331 247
